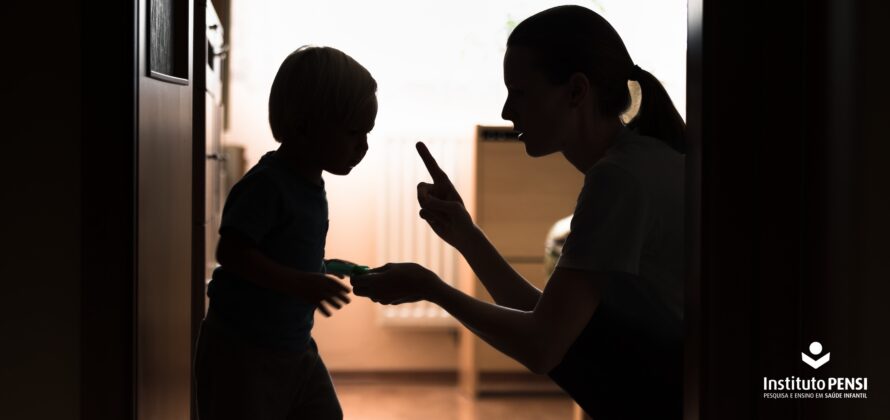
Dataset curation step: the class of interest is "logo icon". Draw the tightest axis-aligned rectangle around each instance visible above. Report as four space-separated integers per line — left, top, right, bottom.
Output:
802 341 830 369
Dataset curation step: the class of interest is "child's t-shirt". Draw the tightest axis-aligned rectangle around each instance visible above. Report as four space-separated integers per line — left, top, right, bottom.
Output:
207 151 328 352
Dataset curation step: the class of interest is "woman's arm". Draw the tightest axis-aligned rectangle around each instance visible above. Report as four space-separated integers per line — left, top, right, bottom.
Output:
433 266 604 374
352 263 605 374
451 225 542 311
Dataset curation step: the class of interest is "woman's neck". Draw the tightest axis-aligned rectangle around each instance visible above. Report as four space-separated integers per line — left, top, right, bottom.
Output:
562 116 624 174
273 142 324 186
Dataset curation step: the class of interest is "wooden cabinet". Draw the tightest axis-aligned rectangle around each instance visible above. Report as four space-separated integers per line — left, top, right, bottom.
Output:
459 126 584 396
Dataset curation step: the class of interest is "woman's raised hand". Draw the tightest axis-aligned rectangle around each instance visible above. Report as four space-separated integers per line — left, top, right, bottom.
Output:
415 142 475 249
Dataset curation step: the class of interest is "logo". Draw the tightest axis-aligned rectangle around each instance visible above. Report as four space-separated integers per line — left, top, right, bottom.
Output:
801 341 830 369
762 340 869 400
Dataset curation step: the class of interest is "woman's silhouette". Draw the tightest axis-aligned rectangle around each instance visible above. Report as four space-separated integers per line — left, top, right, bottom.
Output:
353 5 685 419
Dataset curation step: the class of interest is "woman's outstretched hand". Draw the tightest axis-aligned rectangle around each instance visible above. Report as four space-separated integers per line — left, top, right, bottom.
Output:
415 142 475 249
350 263 447 305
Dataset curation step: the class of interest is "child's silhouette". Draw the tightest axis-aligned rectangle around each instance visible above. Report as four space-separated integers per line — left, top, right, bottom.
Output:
195 45 377 420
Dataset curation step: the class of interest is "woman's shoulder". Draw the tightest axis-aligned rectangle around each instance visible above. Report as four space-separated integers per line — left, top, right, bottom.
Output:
601 130 683 173
609 129 682 159
581 160 644 200
585 132 683 202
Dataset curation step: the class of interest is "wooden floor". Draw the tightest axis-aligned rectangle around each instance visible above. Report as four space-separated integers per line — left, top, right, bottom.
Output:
334 381 575 420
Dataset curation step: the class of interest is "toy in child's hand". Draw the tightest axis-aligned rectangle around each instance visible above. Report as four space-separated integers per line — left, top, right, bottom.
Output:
326 260 371 277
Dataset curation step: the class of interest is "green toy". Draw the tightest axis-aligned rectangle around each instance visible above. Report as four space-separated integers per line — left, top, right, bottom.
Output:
326 260 371 277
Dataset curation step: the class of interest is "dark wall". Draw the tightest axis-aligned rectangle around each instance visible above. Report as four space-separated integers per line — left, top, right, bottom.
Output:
3 1 138 419
4 0 199 417
1 1 85 420
687 0 890 419
81 0 138 419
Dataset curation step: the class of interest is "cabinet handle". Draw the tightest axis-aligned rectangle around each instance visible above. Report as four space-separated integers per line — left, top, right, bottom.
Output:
212 45 229 58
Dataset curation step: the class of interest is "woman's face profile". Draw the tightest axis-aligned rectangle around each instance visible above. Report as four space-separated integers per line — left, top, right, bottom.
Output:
501 46 573 157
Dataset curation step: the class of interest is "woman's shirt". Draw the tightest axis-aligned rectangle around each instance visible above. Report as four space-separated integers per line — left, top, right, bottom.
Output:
550 126 685 419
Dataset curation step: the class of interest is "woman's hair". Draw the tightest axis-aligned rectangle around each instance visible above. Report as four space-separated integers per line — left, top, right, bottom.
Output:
269 45 377 143
508 5 685 153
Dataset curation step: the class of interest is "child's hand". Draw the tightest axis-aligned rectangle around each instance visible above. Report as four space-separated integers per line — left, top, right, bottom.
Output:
299 273 352 317
416 142 475 248
324 258 369 278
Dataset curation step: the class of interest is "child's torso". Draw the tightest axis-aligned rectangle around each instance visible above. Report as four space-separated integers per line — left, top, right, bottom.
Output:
208 152 329 352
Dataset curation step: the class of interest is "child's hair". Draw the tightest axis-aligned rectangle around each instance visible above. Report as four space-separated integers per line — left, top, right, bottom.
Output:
269 45 377 143
508 6 686 153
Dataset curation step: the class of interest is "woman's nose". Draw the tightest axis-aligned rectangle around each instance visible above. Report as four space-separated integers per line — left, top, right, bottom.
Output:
501 101 512 122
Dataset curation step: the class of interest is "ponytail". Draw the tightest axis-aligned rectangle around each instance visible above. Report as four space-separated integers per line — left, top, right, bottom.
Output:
627 67 686 153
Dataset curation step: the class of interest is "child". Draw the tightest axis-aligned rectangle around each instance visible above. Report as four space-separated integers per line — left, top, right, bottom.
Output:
195 45 377 420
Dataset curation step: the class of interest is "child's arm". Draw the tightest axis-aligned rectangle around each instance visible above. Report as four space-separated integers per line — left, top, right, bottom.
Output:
217 232 351 316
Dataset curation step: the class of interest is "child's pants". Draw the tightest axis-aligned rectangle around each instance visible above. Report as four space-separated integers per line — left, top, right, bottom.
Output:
194 316 342 420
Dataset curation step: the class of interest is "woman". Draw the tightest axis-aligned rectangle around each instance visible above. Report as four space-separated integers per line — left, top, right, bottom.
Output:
352 5 685 419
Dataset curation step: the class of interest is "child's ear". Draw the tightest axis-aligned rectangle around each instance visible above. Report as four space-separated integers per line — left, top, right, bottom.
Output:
568 72 590 108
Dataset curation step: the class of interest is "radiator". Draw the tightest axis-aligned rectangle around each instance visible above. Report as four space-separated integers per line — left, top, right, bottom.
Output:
376 135 470 328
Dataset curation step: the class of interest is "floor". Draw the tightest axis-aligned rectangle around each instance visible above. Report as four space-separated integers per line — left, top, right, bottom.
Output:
335 382 575 420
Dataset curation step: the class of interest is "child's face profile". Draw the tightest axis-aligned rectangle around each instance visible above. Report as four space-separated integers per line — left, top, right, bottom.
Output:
318 95 378 176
